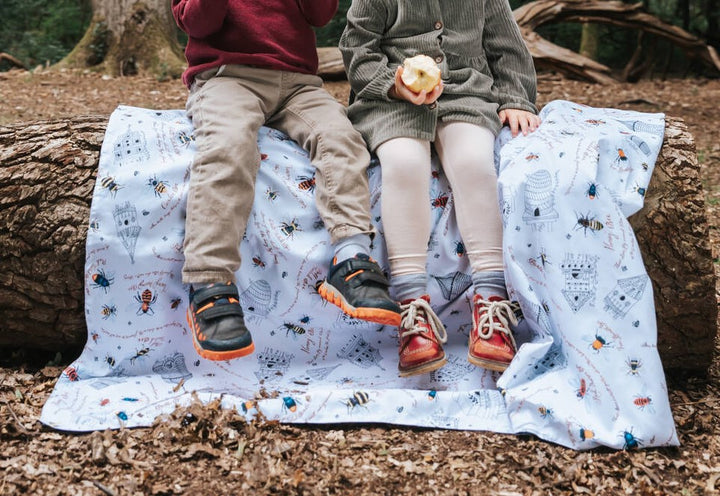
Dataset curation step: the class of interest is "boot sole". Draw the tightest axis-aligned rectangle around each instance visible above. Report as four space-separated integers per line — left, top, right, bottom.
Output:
467 352 510 372
187 308 255 361
398 355 448 377
318 282 401 326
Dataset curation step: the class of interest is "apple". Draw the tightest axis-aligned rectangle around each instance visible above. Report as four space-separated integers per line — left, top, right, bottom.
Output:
400 54 441 93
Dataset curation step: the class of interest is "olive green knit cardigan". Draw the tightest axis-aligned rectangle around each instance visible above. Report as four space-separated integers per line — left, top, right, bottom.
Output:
339 0 538 151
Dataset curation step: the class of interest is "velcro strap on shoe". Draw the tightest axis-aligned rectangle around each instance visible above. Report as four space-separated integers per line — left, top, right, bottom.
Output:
191 284 240 305
199 302 244 320
348 269 389 287
332 259 389 283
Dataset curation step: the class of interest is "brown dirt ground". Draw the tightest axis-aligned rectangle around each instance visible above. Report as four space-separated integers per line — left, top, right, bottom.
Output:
1 68 719 495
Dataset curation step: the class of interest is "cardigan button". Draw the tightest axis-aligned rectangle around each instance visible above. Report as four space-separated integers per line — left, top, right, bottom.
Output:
434 21 443 30
434 55 443 64
428 102 437 110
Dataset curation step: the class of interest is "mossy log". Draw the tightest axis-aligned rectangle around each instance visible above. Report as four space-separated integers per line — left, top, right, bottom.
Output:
0 115 715 374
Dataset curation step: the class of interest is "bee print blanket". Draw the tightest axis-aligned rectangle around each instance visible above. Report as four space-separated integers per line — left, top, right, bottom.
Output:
41 100 678 450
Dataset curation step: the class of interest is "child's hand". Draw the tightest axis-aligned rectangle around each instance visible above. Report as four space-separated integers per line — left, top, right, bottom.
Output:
389 66 443 106
499 109 541 137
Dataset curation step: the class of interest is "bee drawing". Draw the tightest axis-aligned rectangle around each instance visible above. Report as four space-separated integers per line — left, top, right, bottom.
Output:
575 212 603 235
147 175 168 197
345 391 370 412
100 304 117 319
100 176 122 197
297 174 316 192
280 219 302 238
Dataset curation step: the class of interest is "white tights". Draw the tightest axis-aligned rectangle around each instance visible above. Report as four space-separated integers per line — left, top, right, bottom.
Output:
376 121 503 278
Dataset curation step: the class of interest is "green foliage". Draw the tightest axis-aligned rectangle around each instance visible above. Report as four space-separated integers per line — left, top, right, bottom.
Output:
0 0 90 70
87 21 110 66
314 0 351 47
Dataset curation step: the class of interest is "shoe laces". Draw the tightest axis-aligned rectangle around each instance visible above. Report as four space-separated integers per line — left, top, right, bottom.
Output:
473 297 520 348
399 297 448 344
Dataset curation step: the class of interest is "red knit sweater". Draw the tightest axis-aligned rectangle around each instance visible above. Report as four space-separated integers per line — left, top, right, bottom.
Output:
172 0 338 88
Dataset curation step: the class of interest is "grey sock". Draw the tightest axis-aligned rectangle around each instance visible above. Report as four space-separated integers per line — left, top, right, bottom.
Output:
333 233 372 262
393 273 428 302
472 271 508 300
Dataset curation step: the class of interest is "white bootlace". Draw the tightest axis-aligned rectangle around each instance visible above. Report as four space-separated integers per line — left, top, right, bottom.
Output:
473 298 520 349
399 297 448 344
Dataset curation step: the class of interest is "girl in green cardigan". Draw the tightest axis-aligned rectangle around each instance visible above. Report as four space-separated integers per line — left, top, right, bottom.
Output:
340 0 541 377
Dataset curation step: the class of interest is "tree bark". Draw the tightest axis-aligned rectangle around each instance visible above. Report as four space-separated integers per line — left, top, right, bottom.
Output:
56 0 185 79
0 116 715 374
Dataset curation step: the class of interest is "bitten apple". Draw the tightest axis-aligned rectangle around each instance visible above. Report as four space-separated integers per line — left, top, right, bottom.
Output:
400 55 441 93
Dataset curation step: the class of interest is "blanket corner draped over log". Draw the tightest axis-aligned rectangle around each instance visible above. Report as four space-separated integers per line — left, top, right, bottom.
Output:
41 100 678 450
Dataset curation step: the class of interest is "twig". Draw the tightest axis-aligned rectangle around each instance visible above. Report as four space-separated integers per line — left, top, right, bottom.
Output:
1 399 30 434
91 480 117 496
674 398 719 406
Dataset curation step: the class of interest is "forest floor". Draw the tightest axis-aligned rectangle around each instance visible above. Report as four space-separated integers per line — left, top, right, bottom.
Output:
1 69 720 495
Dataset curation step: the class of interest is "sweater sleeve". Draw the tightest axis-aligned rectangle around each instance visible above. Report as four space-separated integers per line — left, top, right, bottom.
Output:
296 0 338 27
482 0 538 114
171 0 229 38
338 0 396 102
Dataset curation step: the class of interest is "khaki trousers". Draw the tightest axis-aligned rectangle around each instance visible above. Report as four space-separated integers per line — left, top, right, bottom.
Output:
182 65 372 284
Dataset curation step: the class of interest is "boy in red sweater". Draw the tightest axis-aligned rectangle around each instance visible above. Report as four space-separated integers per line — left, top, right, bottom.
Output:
172 0 401 361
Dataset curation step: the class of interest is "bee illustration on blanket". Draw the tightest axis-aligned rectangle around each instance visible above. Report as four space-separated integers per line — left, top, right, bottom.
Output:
296 173 316 192
271 322 307 339
100 175 122 197
147 175 170 198
344 391 370 413
633 393 654 413
431 193 449 209
626 357 643 376
265 187 278 201
575 211 604 236
130 347 151 365
280 218 302 238
100 304 117 320
538 405 554 419
177 131 195 147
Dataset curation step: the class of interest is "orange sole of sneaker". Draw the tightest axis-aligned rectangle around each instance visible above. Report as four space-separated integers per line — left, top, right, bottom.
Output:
398 355 447 378
318 282 402 327
467 353 510 372
187 309 255 361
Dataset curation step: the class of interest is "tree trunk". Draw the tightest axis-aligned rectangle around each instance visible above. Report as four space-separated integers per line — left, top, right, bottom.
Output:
579 23 600 60
0 116 715 375
56 0 185 79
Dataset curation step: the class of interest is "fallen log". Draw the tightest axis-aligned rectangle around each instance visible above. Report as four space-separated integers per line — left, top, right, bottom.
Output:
0 115 715 374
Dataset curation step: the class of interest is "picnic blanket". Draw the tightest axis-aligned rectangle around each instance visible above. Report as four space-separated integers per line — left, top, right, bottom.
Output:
41 100 678 450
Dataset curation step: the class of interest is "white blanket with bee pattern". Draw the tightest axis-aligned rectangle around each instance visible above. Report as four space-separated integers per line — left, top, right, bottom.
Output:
41 100 678 450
